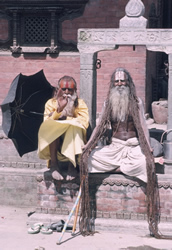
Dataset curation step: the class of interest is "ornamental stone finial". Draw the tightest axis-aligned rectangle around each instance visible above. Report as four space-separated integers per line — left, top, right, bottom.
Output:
120 0 147 28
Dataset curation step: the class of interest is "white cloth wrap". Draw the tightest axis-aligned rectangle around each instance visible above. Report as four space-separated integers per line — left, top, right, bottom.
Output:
88 137 147 183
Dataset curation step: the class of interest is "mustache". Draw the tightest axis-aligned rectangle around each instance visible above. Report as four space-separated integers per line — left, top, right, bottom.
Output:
63 91 77 102
115 85 128 91
63 94 72 98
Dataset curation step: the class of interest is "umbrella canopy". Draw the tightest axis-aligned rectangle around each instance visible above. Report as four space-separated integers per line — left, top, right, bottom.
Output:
1 70 55 156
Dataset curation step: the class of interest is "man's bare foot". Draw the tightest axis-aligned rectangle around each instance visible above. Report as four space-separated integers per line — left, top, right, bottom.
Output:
66 163 78 181
50 163 64 180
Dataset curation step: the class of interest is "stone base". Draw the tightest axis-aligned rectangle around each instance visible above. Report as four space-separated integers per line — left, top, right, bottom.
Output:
1 160 172 223
35 168 172 223
0 167 38 207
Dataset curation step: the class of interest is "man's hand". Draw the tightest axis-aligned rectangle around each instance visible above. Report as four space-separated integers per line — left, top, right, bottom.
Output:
56 88 68 112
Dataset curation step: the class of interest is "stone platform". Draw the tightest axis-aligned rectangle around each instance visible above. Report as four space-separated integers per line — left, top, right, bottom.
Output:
33 166 172 223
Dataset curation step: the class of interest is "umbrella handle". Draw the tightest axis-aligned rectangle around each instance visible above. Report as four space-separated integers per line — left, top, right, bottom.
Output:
71 194 81 235
56 184 82 245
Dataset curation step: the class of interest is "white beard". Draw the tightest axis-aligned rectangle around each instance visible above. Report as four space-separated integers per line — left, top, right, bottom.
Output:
109 85 130 122
61 91 77 117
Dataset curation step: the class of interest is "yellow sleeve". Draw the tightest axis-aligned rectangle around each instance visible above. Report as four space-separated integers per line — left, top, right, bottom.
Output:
71 99 89 129
44 98 89 129
44 98 62 121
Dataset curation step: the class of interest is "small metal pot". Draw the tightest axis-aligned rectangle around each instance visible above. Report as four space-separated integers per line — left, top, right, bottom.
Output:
163 140 172 160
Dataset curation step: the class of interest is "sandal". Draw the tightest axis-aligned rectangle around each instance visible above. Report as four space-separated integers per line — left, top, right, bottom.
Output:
28 222 44 234
40 226 53 235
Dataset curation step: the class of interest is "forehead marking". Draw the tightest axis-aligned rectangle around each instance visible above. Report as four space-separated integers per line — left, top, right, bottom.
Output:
115 71 125 79
59 80 75 89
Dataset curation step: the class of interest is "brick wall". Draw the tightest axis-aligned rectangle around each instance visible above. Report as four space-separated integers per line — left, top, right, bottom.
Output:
35 172 172 222
0 48 148 116
0 53 81 106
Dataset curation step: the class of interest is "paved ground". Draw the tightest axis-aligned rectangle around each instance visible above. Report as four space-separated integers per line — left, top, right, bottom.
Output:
0 205 172 250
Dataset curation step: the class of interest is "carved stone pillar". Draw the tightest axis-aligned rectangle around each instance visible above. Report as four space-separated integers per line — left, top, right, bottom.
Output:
163 53 172 173
80 53 97 129
167 53 172 138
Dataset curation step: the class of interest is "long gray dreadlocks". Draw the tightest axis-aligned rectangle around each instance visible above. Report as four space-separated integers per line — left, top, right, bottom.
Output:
79 67 172 239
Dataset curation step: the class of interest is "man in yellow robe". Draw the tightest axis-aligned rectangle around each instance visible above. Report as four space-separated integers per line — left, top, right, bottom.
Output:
38 75 89 181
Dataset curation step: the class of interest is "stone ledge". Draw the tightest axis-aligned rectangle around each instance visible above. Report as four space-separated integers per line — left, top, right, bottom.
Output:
0 161 46 169
89 173 172 189
1 166 172 213
35 170 172 222
34 206 172 223
0 167 38 207
36 167 172 188
0 166 39 175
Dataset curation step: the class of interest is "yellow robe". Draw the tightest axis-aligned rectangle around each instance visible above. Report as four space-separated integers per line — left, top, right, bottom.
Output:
38 98 89 167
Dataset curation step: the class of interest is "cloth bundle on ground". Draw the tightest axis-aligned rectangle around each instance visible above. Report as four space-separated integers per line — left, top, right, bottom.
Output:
28 220 73 234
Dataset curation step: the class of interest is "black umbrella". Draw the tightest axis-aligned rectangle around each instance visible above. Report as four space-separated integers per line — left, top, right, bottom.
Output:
1 70 55 156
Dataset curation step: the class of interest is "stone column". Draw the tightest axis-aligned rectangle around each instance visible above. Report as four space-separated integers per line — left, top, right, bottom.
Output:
80 52 97 129
164 53 172 173
167 53 172 139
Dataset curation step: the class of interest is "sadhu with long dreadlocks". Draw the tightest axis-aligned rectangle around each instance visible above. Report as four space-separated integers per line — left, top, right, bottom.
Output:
79 67 172 239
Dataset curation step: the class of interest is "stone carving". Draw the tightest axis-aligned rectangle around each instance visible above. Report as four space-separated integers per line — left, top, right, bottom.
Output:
80 70 93 111
46 46 59 54
120 16 147 29
21 47 47 53
120 0 147 28
134 32 146 41
80 70 92 94
101 177 141 187
93 31 105 42
106 31 118 43
147 31 159 42
11 45 59 54
78 44 93 53
78 44 117 54
125 0 145 17
78 29 172 47
161 31 172 41
88 174 172 189
78 30 92 42
147 46 172 54
120 31 131 42
10 46 22 53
